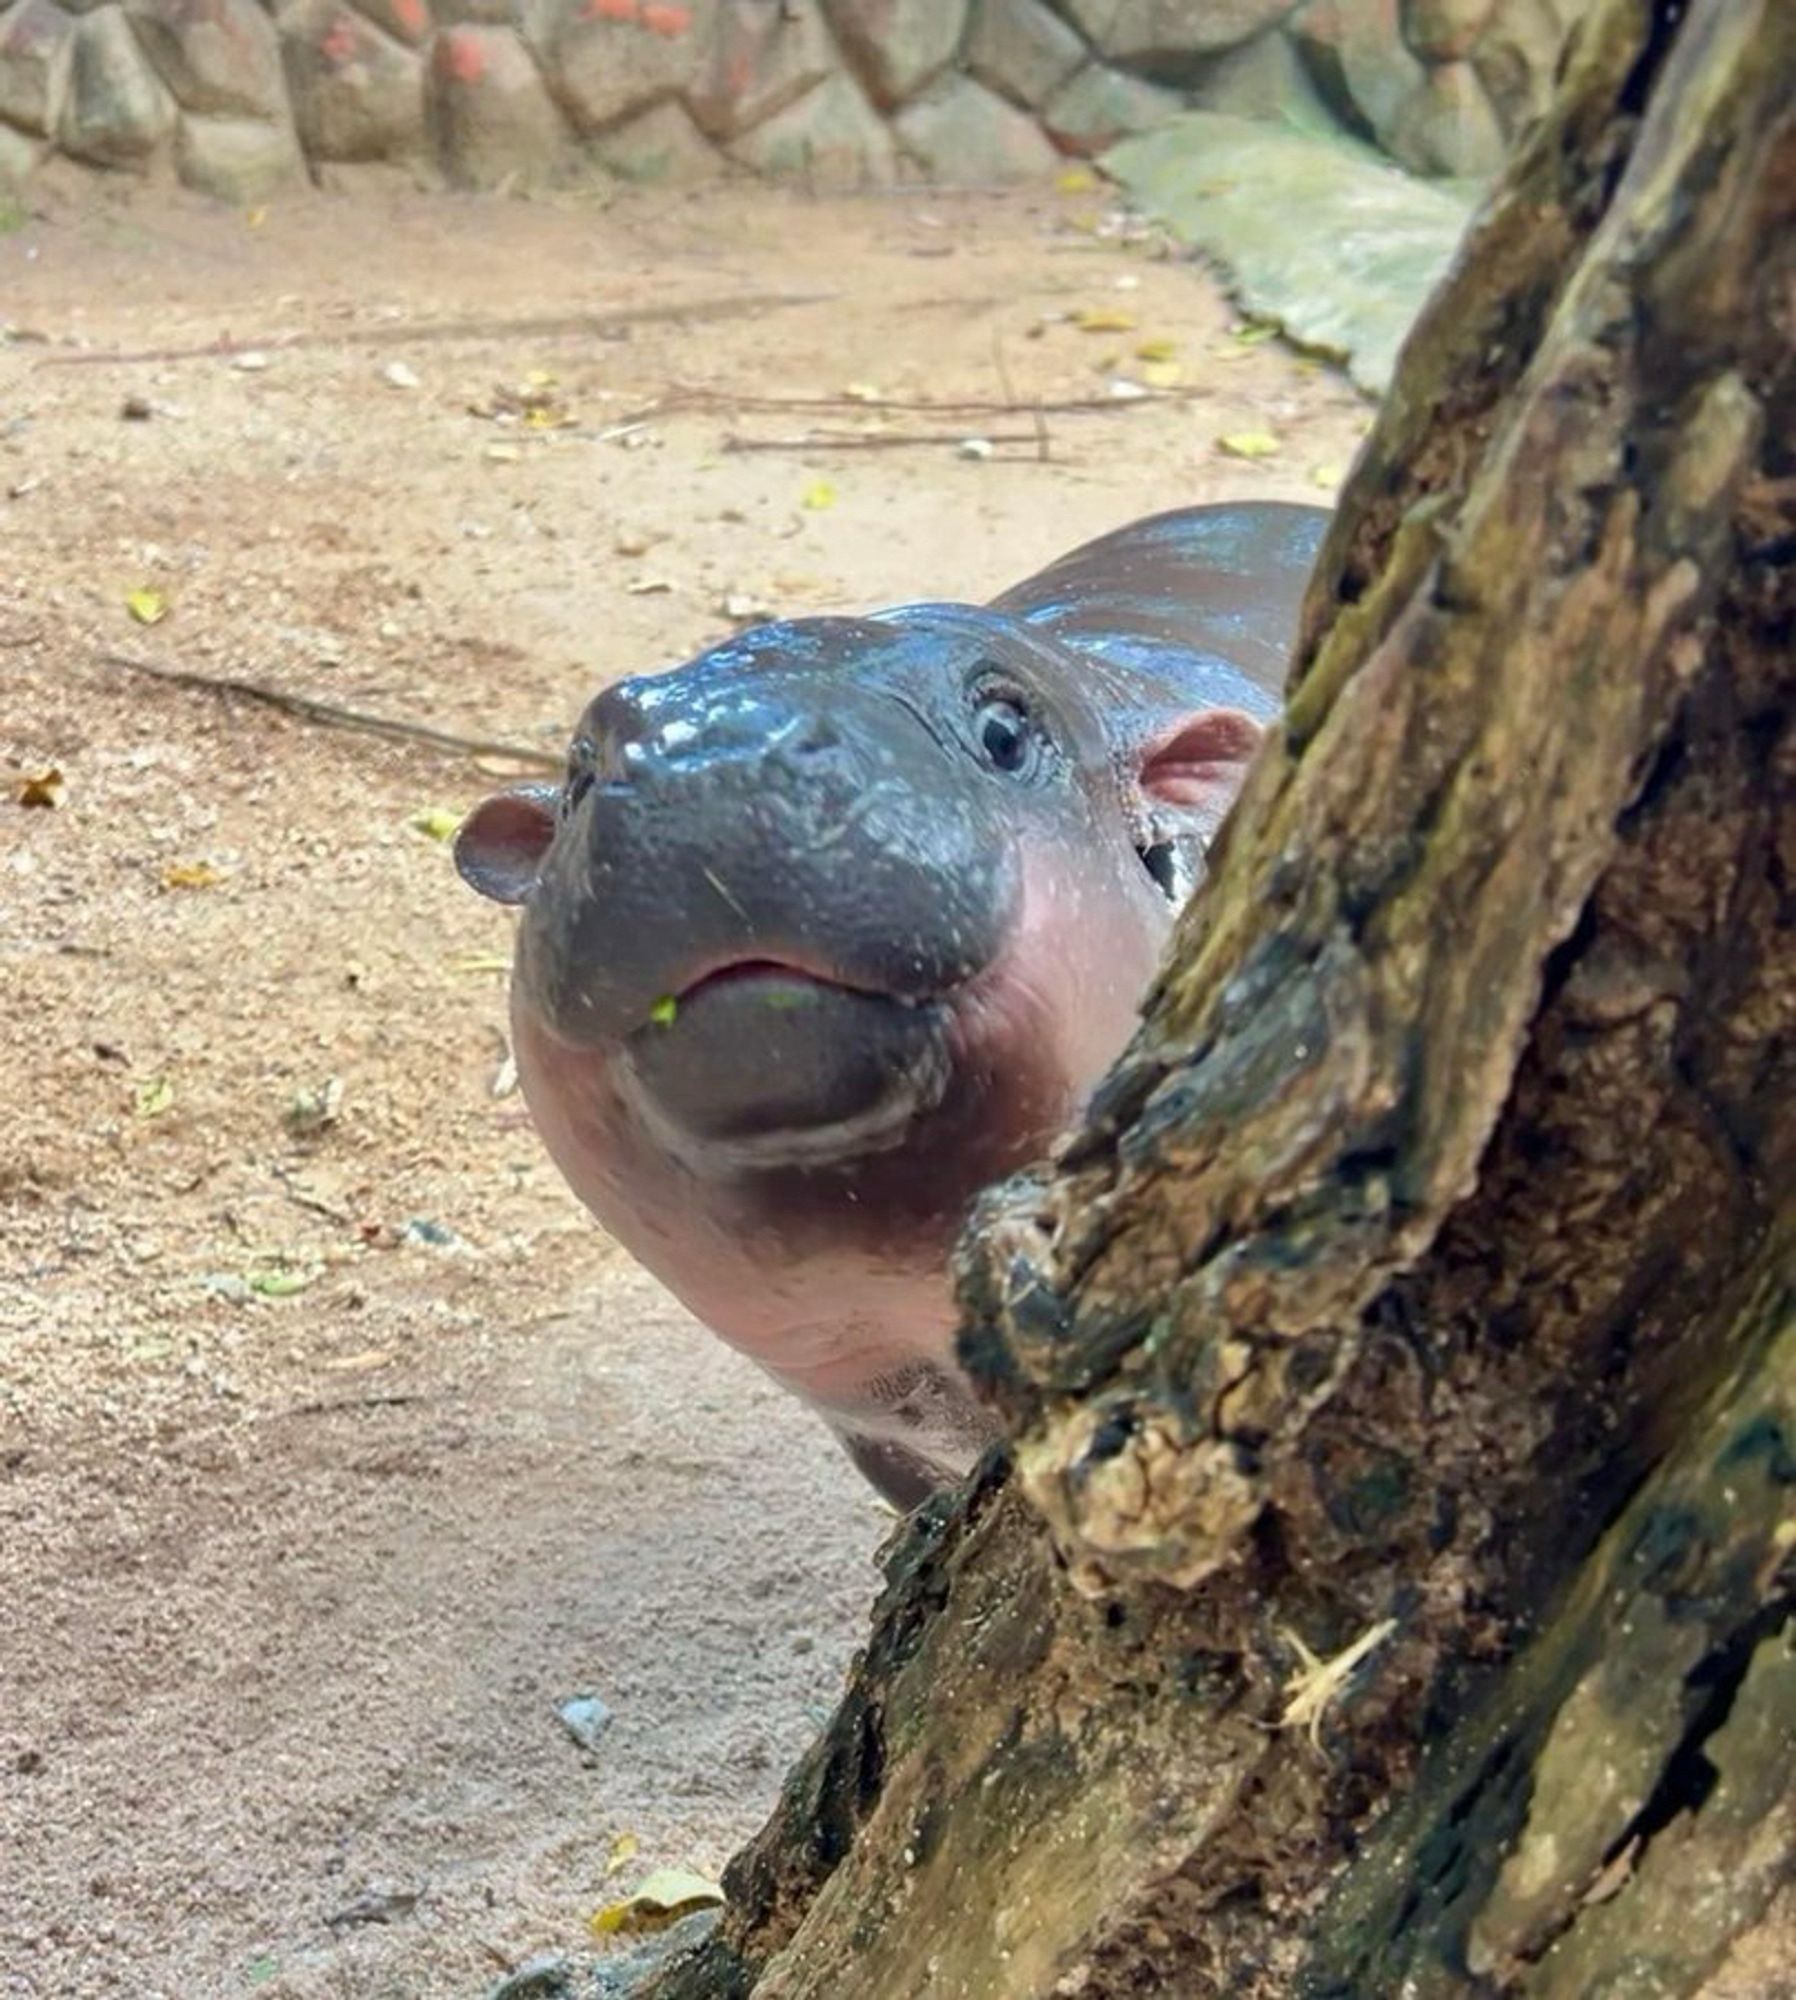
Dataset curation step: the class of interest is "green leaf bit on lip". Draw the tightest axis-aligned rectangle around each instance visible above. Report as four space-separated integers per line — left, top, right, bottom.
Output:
649 995 678 1027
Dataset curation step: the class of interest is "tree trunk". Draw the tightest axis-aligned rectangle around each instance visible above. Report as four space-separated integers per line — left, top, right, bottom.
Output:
601 1 1796 1993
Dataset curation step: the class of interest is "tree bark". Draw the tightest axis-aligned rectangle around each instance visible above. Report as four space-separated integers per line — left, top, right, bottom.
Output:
599 0 1796 1992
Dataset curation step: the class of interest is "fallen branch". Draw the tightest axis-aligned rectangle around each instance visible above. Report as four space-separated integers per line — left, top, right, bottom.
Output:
720 429 1048 455
633 385 1198 422
99 652 561 773
34 290 837 369
284 1393 430 1421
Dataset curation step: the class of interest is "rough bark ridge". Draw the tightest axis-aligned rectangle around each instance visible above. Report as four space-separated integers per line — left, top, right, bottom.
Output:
618 0 1795 1992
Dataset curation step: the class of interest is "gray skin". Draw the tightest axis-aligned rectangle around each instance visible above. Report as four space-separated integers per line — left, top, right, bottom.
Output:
455 501 1328 1511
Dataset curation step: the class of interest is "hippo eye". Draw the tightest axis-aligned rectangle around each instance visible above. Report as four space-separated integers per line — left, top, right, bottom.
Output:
975 696 1033 776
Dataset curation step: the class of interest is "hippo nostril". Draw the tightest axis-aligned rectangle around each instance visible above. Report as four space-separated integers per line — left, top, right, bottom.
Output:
592 734 633 785
772 713 840 761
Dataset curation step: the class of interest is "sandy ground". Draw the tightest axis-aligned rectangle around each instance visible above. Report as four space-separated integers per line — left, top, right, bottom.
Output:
0 167 1370 2000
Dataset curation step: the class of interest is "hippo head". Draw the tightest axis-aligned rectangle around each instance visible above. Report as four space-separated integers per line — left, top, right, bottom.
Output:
454 602 1270 1390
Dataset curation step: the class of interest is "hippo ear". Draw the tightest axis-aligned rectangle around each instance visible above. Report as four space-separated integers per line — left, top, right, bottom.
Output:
453 785 559 905
1134 708 1265 829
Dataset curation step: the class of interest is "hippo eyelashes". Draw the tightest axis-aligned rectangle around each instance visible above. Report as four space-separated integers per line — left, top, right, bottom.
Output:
966 666 1057 783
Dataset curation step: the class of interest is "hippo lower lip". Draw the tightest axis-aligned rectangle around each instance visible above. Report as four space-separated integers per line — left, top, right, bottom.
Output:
667 957 929 1016
621 970 954 1169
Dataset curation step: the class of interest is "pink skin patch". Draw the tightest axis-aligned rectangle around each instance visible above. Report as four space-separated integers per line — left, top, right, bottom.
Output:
320 15 361 65
584 0 640 20
393 0 428 36
641 2 692 34
438 30 487 85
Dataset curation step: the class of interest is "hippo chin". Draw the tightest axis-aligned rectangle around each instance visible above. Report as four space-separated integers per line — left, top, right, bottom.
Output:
457 501 1329 1511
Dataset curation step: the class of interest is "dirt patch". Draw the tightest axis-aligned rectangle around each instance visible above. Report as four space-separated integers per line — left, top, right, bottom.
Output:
0 169 1370 1999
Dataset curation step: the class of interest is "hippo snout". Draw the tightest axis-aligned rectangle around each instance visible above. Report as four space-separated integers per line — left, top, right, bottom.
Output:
507 674 1022 1163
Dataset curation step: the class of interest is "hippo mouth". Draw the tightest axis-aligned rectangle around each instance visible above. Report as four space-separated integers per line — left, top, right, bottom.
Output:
619 955 957 1169
670 955 927 1010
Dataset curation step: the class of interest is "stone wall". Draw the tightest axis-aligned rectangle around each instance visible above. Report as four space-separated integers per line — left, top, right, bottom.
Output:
0 0 1584 206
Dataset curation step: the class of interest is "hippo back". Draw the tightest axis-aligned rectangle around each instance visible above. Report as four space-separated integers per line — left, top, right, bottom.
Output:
986 501 1329 715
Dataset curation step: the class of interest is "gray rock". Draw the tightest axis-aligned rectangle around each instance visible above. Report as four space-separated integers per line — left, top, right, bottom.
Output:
482 1913 723 2000
686 0 832 141
1400 0 1493 59
1189 26 1334 127
1385 52 1504 175
1052 0 1108 31
588 1911 722 1993
0 114 42 181
1101 110 1477 395
1291 0 1426 147
964 0 1086 111
1058 0 1295 63
175 108 304 196
555 1692 615 1753
429 23 571 187
0 0 75 138
279 0 425 161
536 0 712 134
894 72 1057 183
125 0 287 117
486 1957 575 2000
822 0 965 109
1472 0 1565 138
58 4 175 163
1041 58 1181 156
728 68 892 187
398 1214 464 1247
595 94 722 183
356 0 433 44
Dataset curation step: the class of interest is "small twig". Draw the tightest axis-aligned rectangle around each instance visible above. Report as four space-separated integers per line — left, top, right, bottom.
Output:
322 1889 422 1930
833 178 1113 200
722 429 1047 454
990 325 1019 409
1276 1619 1399 1751
35 289 837 369
589 420 656 446
270 1166 355 1227
621 385 1199 423
99 651 561 772
286 1393 431 1420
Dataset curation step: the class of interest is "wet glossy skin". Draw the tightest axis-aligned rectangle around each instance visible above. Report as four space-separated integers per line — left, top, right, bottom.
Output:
456 501 1329 1508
